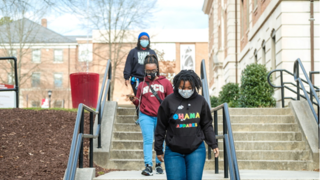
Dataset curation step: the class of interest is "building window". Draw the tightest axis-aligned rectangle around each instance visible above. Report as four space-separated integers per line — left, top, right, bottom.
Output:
53 100 64 108
11 49 17 57
31 101 40 107
54 50 63 62
78 44 93 62
262 40 266 65
241 1 244 36
32 49 41 63
254 0 258 7
54 73 63 87
7 73 13 84
246 0 249 30
254 49 258 64
271 30 276 70
31 72 40 87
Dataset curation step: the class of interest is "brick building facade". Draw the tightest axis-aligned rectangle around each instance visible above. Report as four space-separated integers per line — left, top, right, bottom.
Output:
203 0 319 106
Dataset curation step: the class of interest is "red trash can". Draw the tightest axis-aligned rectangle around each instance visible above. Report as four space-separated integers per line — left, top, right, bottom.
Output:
70 72 99 109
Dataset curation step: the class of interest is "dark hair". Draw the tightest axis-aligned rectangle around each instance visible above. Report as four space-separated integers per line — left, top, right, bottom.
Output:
173 70 202 91
144 54 160 76
137 37 150 49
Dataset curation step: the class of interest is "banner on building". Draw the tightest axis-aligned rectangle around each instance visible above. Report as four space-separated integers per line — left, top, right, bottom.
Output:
180 44 195 71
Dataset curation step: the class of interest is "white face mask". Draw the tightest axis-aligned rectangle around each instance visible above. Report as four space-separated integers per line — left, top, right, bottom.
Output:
178 89 194 99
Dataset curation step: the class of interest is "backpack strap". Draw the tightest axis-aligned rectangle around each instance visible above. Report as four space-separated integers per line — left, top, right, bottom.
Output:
146 82 162 104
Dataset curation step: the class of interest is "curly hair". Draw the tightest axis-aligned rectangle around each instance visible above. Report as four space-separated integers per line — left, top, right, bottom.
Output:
173 70 202 91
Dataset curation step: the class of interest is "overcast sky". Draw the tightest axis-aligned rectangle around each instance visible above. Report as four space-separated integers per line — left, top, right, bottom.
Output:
47 0 208 35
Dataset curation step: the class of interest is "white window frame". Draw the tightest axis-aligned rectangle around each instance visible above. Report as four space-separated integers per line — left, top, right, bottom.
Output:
54 49 63 63
31 72 41 87
32 49 41 63
54 73 63 88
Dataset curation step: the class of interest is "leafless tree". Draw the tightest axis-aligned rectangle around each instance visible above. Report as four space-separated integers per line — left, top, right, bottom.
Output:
58 0 157 100
0 0 52 87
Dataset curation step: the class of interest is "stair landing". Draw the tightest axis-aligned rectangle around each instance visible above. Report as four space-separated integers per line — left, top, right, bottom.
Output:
94 170 320 180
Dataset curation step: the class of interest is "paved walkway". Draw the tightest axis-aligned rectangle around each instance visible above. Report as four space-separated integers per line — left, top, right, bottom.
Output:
94 170 320 180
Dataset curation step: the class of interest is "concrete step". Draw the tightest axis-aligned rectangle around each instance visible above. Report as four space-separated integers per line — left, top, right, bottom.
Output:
113 131 302 141
111 140 306 151
117 108 136 116
222 108 293 116
114 123 299 132
110 150 311 161
106 159 314 171
116 115 295 124
94 170 320 180
117 108 293 116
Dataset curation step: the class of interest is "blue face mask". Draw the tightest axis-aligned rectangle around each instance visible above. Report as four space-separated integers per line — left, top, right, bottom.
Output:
140 40 149 48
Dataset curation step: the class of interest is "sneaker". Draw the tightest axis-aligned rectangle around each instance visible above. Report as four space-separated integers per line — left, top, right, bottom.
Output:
141 164 153 176
155 163 164 174
135 119 140 125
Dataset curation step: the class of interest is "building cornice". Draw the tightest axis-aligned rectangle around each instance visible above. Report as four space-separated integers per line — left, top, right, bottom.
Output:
202 0 213 15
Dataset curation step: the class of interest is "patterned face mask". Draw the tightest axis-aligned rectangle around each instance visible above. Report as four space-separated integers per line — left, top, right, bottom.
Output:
178 89 194 99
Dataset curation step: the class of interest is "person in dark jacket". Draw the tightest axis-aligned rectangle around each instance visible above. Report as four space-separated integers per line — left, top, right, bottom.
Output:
124 32 157 122
154 70 219 180
128 54 173 176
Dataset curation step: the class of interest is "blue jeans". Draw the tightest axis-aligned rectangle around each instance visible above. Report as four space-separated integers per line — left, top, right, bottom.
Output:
139 112 163 166
164 142 206 180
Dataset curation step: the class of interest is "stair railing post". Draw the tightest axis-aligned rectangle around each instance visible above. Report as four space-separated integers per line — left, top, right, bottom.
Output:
223 108 228 178
89 112 94 167
280 71 284 107
79 109 84 168
296 65 300 100
214 110 219 174
98 105 102 148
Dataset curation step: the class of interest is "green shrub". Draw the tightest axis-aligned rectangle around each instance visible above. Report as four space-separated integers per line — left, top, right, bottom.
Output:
238 64 276 107
218 83 240 107
210 96 220 108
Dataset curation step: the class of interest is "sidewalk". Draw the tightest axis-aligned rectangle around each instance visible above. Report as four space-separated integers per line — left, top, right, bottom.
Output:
94 170 320 180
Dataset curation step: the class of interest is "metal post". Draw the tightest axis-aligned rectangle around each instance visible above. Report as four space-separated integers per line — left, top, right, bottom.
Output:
98 105 102 148
297 67 300 100
280 71 284 107
214 111 219 174
89 112 94 167
223 108 228 178
79 109 84 168
310 72 313 105
13 57 19 108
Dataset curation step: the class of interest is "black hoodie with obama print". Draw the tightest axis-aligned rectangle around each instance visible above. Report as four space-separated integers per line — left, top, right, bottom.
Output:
154 88 218 155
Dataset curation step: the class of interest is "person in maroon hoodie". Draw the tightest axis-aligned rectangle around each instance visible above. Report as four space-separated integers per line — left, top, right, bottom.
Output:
128 54 173 176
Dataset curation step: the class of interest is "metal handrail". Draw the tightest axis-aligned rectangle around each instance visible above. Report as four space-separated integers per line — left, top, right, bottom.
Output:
267 68 319 108
267 58 319 148
200 60 240 180
293 58 319 124
0 57 19 108
65 60 112 180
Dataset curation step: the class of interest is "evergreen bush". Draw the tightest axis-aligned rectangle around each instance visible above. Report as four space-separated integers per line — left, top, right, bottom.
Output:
238 64 276 107
218 83 240 107
210 96 220 108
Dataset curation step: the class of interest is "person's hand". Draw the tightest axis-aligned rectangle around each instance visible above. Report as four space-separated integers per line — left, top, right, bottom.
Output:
127 95 137 102
213 148 219 158
157 154 164 162
125 80 130 87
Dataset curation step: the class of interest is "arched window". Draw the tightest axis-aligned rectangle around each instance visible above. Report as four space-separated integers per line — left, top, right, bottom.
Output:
261 40 266 65
271 29 276 70
254 49 258 64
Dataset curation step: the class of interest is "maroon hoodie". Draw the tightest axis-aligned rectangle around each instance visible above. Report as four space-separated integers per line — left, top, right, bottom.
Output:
133 76 173 117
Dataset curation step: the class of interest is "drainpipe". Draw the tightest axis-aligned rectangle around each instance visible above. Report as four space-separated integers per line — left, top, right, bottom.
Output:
235 0 238 84
310 0 314 84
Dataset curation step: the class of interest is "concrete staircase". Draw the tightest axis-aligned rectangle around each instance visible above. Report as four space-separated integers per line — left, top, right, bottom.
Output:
105 107 316 171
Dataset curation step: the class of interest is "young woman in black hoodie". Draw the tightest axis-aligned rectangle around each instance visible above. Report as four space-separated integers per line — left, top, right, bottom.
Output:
154 70 219 180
